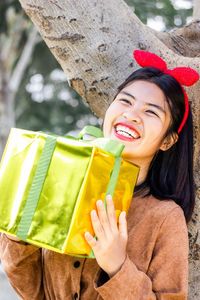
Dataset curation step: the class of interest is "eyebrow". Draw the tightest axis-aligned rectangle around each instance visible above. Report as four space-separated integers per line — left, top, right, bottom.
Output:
120 91 166 114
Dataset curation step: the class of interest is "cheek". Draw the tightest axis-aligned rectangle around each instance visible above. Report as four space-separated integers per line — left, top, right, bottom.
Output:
145 116 165 134
144 121 167 147
103 104 117 135
103 113 110 136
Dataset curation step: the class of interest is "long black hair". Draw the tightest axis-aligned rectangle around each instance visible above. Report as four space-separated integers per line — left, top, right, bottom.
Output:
115 67 195 223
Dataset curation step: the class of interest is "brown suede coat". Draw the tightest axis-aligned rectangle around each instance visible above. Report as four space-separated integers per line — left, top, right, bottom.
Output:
0 192 189 300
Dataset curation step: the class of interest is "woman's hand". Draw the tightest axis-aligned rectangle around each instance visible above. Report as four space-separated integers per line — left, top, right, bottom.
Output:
84 194 128 278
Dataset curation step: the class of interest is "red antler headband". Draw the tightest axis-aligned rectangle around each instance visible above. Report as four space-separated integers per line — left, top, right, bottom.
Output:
133 50 199 133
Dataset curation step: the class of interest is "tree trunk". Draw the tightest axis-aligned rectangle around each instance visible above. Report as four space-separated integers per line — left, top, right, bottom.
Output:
17 0 200 298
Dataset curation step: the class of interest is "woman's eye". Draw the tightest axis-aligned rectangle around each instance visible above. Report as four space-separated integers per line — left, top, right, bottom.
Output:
146 110 158 117
119 99 132 105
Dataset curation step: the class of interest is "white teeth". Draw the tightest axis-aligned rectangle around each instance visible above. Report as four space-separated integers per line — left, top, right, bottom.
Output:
117 130 131 138
115 125 140 139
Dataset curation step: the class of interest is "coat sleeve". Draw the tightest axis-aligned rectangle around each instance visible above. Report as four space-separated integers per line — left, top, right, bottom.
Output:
0 233 45 300
93 207 189 300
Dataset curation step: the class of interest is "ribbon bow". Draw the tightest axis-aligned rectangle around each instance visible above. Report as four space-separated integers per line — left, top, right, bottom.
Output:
133 50 199 133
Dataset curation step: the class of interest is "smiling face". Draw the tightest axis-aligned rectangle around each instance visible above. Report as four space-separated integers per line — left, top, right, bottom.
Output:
103 80 176 167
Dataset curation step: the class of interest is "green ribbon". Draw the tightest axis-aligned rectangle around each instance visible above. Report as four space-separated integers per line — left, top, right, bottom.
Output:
89 138 124 157
88 155 122 258
77 125 104 140
17 136 57 240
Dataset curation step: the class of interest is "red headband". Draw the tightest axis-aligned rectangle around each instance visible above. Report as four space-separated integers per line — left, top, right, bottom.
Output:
133 50 199 133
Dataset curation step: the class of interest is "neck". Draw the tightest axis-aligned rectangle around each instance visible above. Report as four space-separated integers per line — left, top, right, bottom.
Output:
124 156 153 186
136 162 150 185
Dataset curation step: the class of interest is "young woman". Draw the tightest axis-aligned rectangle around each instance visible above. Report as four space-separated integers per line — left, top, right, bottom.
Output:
0 50 199 300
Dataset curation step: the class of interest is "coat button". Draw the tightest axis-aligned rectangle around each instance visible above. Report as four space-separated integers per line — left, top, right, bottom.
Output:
73 292 78 299
73 261 80 268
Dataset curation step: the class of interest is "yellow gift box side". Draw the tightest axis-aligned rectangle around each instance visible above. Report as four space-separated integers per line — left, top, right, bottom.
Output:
63 147 115 255
113 159 139 221
64 148 139 256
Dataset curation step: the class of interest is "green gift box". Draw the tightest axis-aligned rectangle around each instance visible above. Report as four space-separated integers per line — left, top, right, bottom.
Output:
0 126 139 257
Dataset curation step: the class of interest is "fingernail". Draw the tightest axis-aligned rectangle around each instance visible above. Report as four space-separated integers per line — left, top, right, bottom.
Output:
106 194 112 201
85 232 91 239
97 200 103 206
91 210 97 218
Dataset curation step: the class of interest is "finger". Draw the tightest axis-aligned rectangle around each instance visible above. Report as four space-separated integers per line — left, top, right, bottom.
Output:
96 200 111 235
106 195 118 233
119 211 128 241
90 209 105 240
84 231 98 249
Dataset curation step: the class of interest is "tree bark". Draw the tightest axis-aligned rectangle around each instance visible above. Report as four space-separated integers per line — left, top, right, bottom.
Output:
16 0 200 298
154 21 200 57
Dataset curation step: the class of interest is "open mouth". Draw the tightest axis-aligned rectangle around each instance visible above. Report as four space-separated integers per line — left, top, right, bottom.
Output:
114 124 141 141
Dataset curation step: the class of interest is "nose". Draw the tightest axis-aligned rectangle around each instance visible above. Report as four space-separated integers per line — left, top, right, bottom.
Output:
122 109 141 124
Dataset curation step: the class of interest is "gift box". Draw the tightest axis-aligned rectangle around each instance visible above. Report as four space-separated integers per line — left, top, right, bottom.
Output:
0 126 139 257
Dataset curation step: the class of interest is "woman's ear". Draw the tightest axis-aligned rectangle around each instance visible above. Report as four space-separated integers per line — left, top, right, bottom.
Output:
159 132 179 151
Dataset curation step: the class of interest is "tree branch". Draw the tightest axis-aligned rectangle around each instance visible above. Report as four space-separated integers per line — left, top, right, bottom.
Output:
9 26 39 95
154 21 200 57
